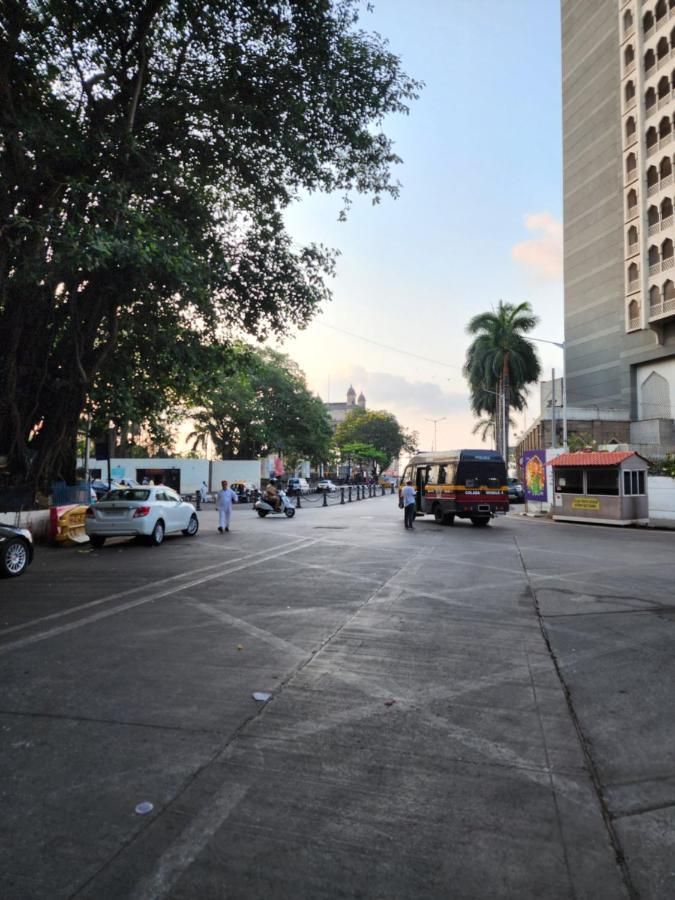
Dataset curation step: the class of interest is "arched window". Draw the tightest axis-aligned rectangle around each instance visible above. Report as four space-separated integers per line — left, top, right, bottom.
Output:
658 36 670 61
628 261 639 285
644 10 655 34
628 188 639 215
649 244 660 266
628 299 640 324
661 196 673 220
646 86 657 113
664 278 675 300
660 156 673 179
647 166 659 189
626 116 637 142
624 9 633 34
657 0 668 22
647 126 658 149
650 284 661 309
627 224 639 252
642 46 652 72
671 26 675 50
625 80 636 104
662 237 674 261
641 371 670 417
648 204 660 226
659 75 670 100
659 116 671 139
626 152 637 179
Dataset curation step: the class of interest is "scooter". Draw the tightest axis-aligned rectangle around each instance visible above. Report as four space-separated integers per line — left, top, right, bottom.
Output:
254 490 296 518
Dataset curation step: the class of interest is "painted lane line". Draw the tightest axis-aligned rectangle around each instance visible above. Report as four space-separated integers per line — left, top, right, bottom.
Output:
187 599 307 657
0 539 322 657
0 538 311 639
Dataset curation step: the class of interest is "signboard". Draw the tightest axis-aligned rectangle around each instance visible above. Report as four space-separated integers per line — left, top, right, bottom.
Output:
572 497 600 510
522 450 547 502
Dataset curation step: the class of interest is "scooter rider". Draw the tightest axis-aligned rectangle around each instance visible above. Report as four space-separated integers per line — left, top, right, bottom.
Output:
265 479 281 511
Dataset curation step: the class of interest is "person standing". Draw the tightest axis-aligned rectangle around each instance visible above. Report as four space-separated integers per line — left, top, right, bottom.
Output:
215 479 238 533
200 480 209 503
401 479 416 530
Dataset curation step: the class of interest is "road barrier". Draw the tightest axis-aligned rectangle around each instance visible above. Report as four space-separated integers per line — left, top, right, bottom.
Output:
50 504 89 545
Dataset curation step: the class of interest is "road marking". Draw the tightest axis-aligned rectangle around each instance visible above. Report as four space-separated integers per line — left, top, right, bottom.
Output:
128 783 250 900
187 599 306 656
0 539 322 657
0 538 311 638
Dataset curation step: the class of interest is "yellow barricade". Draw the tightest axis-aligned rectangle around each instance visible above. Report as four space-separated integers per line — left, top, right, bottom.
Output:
54 505 89 544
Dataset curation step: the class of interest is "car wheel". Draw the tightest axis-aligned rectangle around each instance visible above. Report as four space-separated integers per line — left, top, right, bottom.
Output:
284 507 296 518
470 517 490 527
257 509 269 518
444 514 455 526
433 504 445 524
0 538 30 577
90 535 106 548
182 513 199 537
149 519 165 545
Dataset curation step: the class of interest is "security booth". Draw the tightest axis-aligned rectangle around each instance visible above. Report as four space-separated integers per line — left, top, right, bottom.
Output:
550 451 649 526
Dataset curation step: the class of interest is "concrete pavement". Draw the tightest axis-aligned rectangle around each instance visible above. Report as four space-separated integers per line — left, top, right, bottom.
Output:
2 496 674 898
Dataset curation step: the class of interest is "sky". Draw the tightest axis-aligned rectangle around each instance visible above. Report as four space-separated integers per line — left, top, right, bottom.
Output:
275 0 565 454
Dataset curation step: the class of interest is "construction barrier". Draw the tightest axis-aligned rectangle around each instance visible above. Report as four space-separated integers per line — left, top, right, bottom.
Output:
50 504 90 545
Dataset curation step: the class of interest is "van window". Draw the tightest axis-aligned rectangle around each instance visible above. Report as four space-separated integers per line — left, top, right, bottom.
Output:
427 466 439 484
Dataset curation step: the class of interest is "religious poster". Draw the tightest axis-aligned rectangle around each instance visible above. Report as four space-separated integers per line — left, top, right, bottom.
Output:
522 450 547 502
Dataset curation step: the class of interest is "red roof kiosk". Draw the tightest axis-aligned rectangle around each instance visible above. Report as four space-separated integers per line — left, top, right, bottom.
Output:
550 451 649 526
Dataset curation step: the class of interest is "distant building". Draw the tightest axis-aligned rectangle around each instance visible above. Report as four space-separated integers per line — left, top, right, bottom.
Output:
325 385 366 426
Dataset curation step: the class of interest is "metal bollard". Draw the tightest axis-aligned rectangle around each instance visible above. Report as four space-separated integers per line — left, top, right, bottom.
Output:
296 492 301 509
340 487 345 504
195 491 201 511
390 484 395 494
356 486 360 500
322 492 328 507
348 486 352 502
381 485 385 496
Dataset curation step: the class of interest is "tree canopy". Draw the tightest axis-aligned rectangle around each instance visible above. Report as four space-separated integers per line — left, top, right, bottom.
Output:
334 407 416 473
187 345 333 465
463 301 541 457
0 0 419 487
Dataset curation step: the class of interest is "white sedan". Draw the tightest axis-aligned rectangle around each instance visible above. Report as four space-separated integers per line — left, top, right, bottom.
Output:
85 486 199 547
316 479 338 493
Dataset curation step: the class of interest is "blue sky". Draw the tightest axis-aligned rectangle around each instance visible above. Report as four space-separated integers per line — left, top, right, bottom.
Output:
280 0 564 451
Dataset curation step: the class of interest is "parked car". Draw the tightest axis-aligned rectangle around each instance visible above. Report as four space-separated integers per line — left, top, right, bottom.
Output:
507 477 525 503
316 479 338 493
0 524 34 577
85 486 199 547
287 477 310 495
90 479 122 500
231 481 257 502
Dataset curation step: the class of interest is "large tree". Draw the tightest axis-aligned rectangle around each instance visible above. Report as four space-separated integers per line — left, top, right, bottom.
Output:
335 407 416 474
187 346 333 464
0 1 419 488
463 301 541 457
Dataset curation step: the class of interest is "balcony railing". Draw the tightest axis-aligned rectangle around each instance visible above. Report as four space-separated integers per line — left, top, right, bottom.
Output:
662 172 674 188
649 295 675 319
626 133 638 149
645 25 655 40
644 60 654 77
626 95 637 113
627 207 640 222
628 314 641 330
663 255 675 269
659 132 673 148
648 180 660 196
662 214 674 228
659 92 672 109
625 25 636 41
649 261 662 274
649 220 661 235
646 100 658 118
626 169 639 185
628 241 641 256
647 141 659 156
628 277 641 291
628 59 638 76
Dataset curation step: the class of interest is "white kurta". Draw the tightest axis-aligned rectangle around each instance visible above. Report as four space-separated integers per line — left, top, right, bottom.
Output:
215 487 237 530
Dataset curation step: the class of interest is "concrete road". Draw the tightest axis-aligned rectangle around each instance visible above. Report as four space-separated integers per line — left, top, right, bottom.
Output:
1 496 673 899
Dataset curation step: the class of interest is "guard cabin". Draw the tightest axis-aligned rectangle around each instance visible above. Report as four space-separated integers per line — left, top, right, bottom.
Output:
550 451 649 526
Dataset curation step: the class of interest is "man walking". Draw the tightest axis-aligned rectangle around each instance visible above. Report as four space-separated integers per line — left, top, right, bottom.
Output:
401 479 416 530
215 479 237 533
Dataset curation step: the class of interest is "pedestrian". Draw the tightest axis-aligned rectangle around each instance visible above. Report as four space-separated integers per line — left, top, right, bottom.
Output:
401 479 416 530
200 480 208 503
215 479 238 533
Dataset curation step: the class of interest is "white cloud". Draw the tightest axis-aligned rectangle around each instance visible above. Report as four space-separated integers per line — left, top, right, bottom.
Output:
511 212 563 280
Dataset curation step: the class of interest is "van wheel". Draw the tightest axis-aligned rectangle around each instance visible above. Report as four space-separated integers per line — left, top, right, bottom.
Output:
470 517 490 527
433 505 445 524
444 514 455 526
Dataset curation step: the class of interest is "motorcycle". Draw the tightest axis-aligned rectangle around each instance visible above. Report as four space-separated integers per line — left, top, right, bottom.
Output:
254 490 296 518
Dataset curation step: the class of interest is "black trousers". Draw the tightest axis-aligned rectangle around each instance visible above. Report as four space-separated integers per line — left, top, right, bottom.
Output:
404 504 416 528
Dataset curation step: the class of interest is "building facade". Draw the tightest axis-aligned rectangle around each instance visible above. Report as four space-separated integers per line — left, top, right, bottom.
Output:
325 385 366 427
562 0 675 454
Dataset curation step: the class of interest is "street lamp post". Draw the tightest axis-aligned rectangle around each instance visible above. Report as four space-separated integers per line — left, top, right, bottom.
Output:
530 338 567 448
424 416 446 452
477 386 507 460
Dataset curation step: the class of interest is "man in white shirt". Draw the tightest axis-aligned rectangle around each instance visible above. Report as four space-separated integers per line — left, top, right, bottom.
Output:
215 480 238 533
401 480 416 529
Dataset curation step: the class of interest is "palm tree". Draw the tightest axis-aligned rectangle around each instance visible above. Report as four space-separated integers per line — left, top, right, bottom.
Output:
464 301 541 458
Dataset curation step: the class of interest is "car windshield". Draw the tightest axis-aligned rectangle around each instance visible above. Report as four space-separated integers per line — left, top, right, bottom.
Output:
101 489 151 502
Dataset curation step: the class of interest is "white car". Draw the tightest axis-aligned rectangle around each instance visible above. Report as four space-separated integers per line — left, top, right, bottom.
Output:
316 479 338 493
85 486 199 547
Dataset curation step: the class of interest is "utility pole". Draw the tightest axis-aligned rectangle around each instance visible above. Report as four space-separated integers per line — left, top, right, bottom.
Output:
424 417 446 452
551 368 557 448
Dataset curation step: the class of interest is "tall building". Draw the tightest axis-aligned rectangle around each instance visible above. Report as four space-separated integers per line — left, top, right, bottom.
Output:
562 0 675 453
325 385 366 426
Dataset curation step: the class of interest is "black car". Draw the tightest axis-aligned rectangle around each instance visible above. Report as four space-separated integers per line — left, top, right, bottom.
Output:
0 524 34 577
